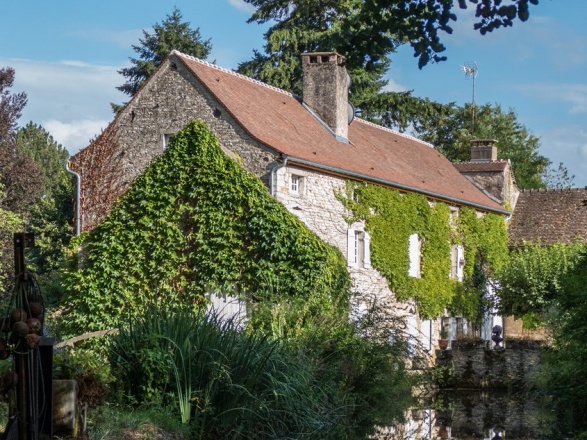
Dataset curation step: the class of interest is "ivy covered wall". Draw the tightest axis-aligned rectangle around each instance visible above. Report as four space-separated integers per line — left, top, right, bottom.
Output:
61 120 350 336
339 182 508 319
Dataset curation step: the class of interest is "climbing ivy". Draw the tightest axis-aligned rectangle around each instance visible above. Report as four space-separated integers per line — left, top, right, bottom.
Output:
340 182 508 320
60 120 349 336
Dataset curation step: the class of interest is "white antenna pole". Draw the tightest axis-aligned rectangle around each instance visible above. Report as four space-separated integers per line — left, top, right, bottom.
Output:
460 62 479 136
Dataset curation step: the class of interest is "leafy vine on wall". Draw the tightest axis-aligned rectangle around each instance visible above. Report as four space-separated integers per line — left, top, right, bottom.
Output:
60 120 350 336
339 182 508 320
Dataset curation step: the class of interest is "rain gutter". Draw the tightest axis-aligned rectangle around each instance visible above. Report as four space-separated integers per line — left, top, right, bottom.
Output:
65 160 81 236
268 155 289 197
287 156 511 216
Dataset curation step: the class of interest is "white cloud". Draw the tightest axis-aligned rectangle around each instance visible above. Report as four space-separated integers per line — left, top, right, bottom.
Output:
43 119 109 154
227 0 255 14
1 57 124 154
382 78 409 93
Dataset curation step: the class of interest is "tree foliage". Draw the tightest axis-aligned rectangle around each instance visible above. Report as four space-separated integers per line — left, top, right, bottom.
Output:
0 67 42 215
496 241 586 324
0 67 43 292
243 0 539 70
116 7 212 101
15 123 74 301
0 182 23 292
415 102 571 189
537 251 587 436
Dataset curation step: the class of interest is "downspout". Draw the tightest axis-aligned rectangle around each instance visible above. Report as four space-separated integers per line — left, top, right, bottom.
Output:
268 155 289 197
65 160 81 236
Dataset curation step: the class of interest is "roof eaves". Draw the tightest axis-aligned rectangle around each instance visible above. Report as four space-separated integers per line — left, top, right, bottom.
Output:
286 155 510 216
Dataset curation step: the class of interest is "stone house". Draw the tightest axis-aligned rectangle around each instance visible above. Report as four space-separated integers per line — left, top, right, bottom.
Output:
453 139 519 210
69 50 510 354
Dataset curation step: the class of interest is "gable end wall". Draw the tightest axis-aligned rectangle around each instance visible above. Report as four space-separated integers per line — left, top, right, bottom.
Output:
74 59 278 230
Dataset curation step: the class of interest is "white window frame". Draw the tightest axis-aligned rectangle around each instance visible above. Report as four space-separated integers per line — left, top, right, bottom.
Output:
347 227 371 269
290 175 299 193
290 174 304 195
408 233 422 278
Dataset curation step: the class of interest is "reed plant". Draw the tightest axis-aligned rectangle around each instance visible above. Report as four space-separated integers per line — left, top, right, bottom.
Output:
109 304 349 439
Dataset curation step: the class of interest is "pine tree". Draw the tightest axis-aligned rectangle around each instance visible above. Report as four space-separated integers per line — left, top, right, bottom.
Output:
116 7 212 100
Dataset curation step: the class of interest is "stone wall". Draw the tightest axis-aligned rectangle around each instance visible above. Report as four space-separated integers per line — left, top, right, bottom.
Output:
435 342 542 390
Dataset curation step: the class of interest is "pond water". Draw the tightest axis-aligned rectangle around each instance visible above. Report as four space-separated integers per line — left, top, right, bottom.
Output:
371 391 545 440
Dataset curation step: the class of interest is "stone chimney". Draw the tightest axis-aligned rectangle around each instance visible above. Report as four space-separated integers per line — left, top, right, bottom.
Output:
301 52 350 142
470 139 498 162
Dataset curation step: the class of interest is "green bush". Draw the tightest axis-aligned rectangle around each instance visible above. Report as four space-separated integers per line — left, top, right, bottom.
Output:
535 251 587 437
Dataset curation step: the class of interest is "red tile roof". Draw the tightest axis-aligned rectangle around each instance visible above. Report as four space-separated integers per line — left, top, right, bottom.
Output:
509 188 587 245
176 52 507 214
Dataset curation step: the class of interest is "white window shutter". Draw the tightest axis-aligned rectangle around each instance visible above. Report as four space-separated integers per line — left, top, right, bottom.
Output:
363 231 371 269
456 244 464 282
347 229 357 267
408 233 420 277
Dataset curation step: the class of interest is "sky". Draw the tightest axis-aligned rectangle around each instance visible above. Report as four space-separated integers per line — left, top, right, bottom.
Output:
1 0 586 187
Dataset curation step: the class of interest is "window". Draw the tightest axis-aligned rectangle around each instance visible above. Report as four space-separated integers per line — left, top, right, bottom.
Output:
347 228 371 268
290 175 300 193
289 174 305 195
162 133 173 149
408 233 422 278
450 244 464 281
449 207 459 225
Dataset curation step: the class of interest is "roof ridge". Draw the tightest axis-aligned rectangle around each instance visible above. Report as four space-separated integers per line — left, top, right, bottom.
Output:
520 187 586 193
355 118 434 148
172 50 295 98
455 159 509 164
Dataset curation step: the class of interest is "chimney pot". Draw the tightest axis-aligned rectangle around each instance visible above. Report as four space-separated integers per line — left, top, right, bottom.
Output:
470 139 498 162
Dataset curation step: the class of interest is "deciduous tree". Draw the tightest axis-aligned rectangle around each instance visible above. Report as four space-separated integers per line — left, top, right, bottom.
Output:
415 102 570 189
237 0 547 165
15 123 74 301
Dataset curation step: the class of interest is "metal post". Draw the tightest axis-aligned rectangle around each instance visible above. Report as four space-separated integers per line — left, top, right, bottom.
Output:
12 233 37 440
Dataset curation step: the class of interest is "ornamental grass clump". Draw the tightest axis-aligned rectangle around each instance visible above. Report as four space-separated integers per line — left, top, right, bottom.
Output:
109 305 348 439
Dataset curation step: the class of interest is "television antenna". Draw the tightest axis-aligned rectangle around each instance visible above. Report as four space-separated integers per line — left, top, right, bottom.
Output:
460 61 479 136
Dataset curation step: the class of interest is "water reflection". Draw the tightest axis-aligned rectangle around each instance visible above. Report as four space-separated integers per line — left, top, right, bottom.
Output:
372 391 541 440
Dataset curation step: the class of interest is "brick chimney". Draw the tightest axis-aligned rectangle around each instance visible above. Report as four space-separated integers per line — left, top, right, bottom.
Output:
301 52 350 142
470 139 498 162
